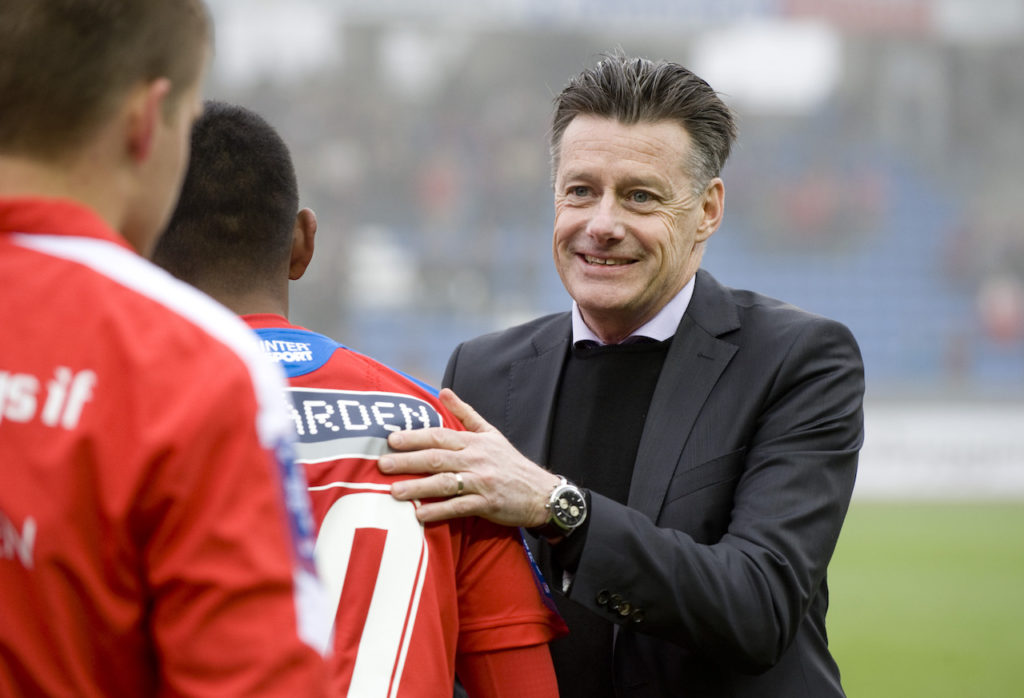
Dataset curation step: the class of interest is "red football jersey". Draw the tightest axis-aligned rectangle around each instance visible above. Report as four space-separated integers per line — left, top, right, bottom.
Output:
246 314 566 697
0 199 329 697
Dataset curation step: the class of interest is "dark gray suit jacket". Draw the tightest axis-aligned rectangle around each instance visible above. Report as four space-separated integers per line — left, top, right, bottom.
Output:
442 269 864 697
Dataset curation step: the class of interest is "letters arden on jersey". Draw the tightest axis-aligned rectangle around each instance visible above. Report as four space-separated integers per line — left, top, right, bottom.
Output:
287 388 443 463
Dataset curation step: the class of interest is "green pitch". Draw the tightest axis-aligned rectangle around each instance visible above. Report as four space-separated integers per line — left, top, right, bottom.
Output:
828 500 1024 697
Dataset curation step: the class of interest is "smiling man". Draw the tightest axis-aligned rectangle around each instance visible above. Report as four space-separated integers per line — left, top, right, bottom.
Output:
379 52 866 697
551 113 722 345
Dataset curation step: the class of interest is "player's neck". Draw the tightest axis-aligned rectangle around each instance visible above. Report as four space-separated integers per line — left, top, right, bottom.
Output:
0 153 124 232
215 290 288 321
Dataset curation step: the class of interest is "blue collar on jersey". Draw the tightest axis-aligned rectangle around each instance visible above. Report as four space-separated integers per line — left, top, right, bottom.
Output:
253 327 340 378
253 326 441 397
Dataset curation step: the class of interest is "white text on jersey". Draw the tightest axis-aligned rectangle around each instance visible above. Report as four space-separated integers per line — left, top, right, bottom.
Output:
0 367 96 430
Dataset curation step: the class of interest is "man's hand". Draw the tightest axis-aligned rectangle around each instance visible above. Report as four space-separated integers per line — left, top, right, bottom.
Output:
379 388 561 527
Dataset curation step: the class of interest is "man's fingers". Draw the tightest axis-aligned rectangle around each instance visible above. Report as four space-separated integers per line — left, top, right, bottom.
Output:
391 473 438 500
439 388 494 434
413 495 480 523
386 426 462 453
379 448 448 476
388 474 480 522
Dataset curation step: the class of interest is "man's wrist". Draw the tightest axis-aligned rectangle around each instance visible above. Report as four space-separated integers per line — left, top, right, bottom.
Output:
528 475 588 541
526 473 563 528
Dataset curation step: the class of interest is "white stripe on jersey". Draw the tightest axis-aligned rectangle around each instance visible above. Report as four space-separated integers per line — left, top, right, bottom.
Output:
309 481 393 493
11 233 291 447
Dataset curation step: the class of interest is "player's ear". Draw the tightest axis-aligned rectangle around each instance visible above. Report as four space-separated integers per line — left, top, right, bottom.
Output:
126 78 172 163
289 207 317 281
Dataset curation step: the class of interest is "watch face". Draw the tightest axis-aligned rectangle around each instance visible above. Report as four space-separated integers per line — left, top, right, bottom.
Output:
552 486 586 527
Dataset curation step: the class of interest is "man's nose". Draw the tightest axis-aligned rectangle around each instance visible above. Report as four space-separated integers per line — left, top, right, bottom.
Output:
585 194 626 242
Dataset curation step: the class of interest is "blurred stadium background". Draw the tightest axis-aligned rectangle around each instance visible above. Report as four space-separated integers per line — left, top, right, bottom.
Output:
201 1 1024 692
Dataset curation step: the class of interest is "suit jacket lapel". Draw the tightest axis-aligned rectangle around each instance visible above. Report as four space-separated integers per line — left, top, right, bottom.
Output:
505 315 571 465
628 270 740 521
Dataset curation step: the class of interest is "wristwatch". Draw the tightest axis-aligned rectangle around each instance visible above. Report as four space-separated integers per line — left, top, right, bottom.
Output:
530 476 588 540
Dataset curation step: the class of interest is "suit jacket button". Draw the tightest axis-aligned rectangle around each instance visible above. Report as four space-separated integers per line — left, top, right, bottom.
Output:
617 601 632 617
596 589 611 606
609 593 623 613
630 609 645 624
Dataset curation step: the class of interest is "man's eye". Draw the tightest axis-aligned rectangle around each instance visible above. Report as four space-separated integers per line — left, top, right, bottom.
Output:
571 186 590 197
630 191 652 203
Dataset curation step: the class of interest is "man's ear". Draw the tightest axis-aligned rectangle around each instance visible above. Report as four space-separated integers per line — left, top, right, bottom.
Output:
289 207 317 280
695 177 725 243
126 78 172 163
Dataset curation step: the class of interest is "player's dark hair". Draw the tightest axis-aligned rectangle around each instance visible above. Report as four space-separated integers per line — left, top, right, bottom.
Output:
0 0 210 160
550 51 737 192
153 101 299 291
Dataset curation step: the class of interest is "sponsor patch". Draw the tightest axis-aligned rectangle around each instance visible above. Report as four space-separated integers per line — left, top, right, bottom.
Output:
254 328 340 378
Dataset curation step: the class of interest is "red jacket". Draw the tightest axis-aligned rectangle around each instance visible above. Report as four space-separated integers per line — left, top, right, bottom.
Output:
0 198 329 697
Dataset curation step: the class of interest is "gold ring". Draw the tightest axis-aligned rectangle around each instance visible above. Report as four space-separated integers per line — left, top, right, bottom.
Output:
454 472 464 496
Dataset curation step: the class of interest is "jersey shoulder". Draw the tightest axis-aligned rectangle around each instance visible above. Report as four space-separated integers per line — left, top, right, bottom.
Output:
253 325 465 435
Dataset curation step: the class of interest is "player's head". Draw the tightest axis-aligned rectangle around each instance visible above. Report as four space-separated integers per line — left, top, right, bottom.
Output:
0 0 212 255
0 0 210 161
154 100 315 304
549 51 737 193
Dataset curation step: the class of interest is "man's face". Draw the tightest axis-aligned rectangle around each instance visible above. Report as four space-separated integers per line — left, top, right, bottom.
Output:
552 115 721 344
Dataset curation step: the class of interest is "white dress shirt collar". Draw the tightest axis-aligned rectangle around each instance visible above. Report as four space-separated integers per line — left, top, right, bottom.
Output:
571 275 695 346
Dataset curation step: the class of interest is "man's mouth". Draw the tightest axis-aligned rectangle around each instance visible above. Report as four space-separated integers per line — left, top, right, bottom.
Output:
583 254 633 266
